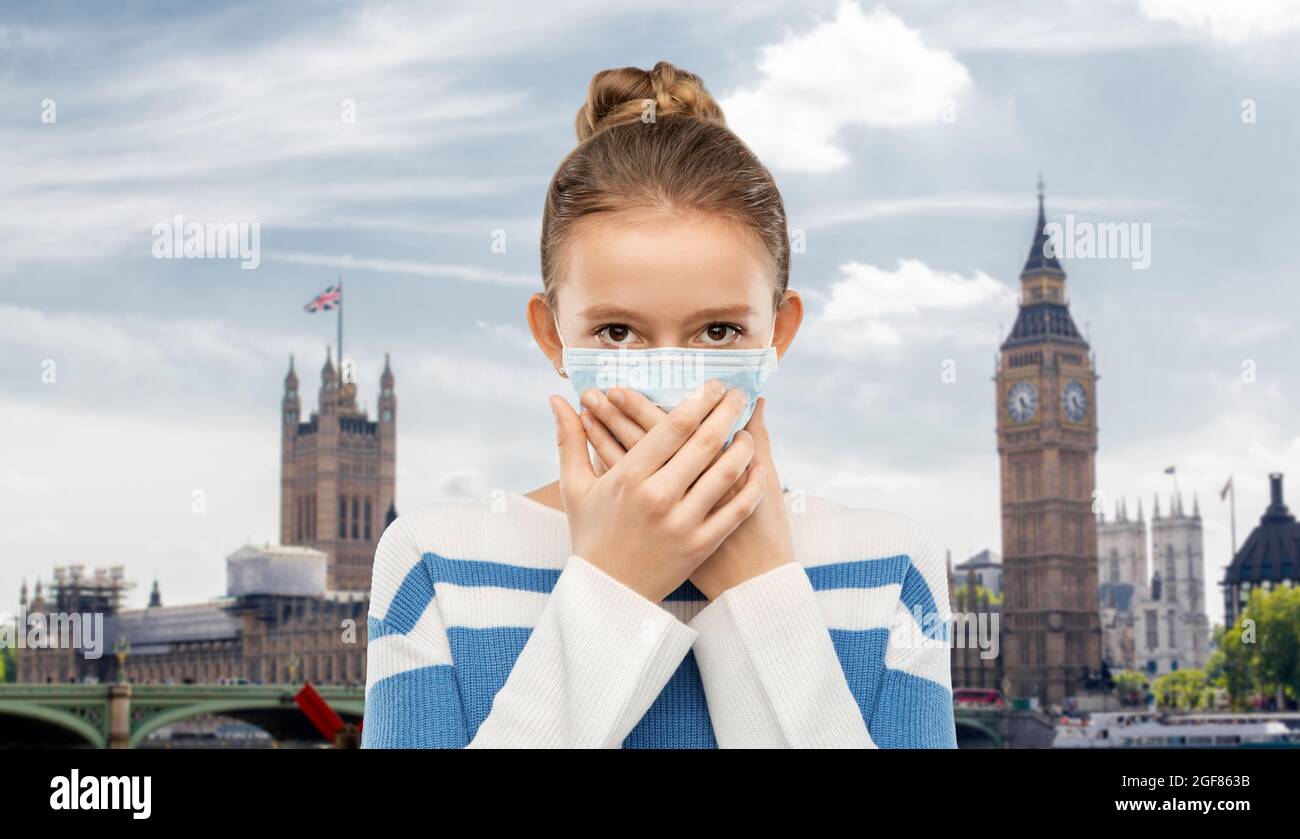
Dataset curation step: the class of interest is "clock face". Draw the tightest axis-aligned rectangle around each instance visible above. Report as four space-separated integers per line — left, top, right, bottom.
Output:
1062 379 1088 422
1007 380 1037 423
381 409 392 421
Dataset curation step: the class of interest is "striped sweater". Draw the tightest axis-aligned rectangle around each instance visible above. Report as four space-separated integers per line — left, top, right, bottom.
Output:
361 489 957 748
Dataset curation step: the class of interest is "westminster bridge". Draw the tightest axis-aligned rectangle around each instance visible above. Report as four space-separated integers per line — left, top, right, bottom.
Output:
0 683 1025 747
0 683 365 748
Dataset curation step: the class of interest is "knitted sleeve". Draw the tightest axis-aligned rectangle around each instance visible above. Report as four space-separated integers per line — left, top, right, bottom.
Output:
867 521 958 748
688 505 957 748
361 511 698 748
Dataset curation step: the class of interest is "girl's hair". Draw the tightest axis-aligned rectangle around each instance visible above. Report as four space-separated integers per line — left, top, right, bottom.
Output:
541 61 789 312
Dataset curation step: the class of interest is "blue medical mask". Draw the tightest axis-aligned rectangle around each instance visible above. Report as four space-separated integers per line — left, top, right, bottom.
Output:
555 316 778 446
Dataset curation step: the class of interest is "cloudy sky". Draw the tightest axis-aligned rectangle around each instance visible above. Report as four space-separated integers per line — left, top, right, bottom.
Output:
3 0 1298 628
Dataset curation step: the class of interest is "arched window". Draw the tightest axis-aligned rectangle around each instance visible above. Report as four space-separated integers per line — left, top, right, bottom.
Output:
351 496 360 539
364 497 372 540
339 495 347 538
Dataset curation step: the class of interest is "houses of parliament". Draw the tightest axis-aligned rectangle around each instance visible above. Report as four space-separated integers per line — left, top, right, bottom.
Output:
15 350 394 685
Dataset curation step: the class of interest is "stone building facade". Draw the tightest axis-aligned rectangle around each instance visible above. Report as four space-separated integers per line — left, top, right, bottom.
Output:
16 548 369 686
281 350 396 592
1096 493 1211 675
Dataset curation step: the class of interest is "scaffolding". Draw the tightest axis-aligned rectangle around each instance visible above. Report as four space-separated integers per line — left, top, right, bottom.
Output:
47 564 134 615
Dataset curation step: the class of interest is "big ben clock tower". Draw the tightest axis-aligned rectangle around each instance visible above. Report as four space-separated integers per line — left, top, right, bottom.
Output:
996 178 1103 704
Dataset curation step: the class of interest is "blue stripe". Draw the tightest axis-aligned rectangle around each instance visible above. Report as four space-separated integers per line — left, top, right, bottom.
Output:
900 562 949 643
868 668 958 748
448 625 533 739
829 626 891 721
423 553 561 593
361 664 468 748
806 554 912 590
375 559 437 636
829 626 956 748
624 649 715 748
367 615 397 640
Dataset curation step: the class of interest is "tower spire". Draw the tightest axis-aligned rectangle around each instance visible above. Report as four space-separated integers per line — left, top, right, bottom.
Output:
1021 173 1065 280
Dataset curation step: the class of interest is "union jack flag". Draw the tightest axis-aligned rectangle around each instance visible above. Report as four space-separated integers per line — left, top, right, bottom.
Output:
304 282 341 312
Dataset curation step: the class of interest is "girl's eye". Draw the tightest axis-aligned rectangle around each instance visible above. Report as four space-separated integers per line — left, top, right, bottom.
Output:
698 323 742 345
595 324 636 345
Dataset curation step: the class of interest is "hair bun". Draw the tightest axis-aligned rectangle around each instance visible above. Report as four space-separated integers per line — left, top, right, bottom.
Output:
575 61 725 143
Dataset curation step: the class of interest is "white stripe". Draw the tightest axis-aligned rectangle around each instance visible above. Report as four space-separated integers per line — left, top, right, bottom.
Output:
815 584 900 632
365 598 453 697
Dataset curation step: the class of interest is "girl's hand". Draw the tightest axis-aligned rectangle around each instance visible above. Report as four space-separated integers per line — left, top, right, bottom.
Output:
549 381 769 603
577 389 795 601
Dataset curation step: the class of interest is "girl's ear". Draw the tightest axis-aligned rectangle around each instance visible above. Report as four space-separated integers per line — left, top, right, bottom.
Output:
526 293 567 377
772 289 803 360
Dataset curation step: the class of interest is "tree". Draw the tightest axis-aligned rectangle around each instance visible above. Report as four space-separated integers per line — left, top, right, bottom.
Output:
1254 585 1300 708
1214 587 1300 710
1112 670 1148 707
1153 668 1212 711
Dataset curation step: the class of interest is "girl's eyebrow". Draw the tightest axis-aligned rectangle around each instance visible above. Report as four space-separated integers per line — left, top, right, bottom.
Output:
577 304 757 321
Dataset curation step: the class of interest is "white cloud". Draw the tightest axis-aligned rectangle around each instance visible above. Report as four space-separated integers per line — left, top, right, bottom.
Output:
1136 0 1300 43
804 258 1016 354
0 304 304 392
800 192 1187 230
266 251 539 288
722 1 971 172
0 3 572 269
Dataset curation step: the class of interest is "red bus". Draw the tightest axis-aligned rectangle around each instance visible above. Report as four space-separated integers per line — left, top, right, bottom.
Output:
953 688 1005 708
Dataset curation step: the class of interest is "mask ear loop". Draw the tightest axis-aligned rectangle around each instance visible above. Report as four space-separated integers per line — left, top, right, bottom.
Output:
552 314 568 376
766 314 780 367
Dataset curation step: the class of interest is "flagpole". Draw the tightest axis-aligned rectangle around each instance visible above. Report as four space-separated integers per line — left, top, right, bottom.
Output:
337 275 344 389
1230 474 1237 557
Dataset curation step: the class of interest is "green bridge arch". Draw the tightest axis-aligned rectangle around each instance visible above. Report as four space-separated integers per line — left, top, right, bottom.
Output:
0 684 364 748
954 708 1004 748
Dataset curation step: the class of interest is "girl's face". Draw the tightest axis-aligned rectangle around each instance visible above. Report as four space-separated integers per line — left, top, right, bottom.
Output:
528 210 803 373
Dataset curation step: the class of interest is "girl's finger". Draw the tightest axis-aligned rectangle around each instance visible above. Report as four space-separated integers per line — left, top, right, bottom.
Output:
745 396 772 455
682 430 755 520
696 459 767 549
708 460 753 514
580 388 647 449
580 411 627 468
551 396 596 503
608 387 667 432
